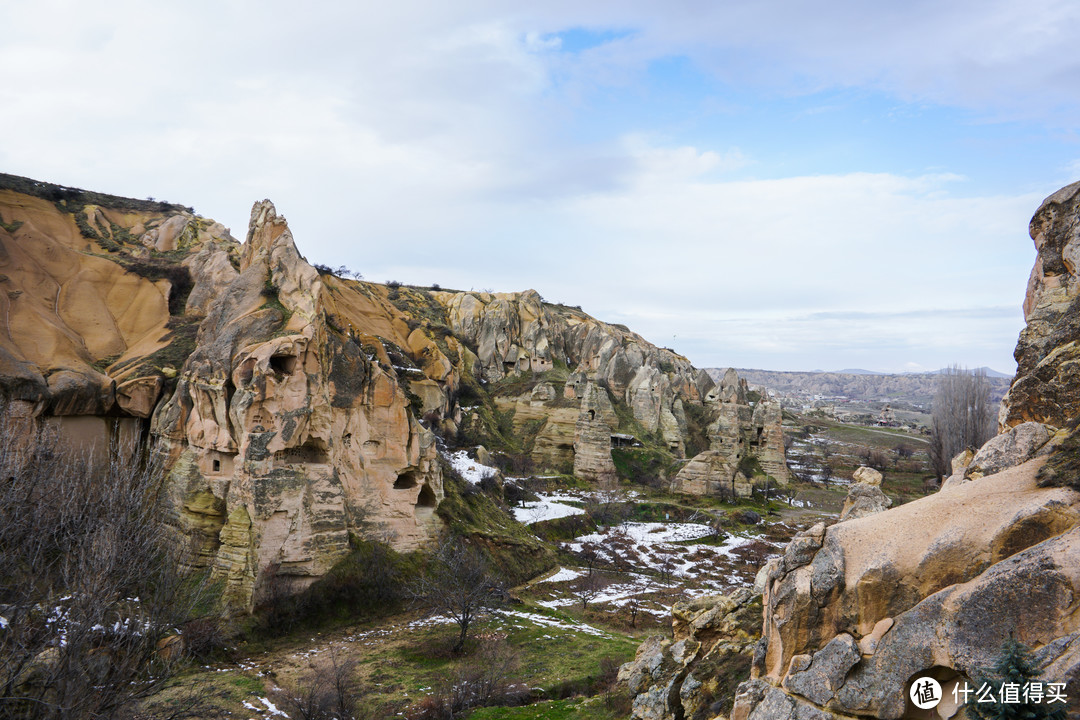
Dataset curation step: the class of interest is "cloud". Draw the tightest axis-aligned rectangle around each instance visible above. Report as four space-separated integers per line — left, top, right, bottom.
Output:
0 0 1063 374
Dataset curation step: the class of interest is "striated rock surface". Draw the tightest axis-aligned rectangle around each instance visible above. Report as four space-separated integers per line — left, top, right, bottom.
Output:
732 182 1080 719
619 588 762 720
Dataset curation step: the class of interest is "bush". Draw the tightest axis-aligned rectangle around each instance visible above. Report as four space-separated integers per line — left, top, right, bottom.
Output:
255 536 416 633
0 414 216 719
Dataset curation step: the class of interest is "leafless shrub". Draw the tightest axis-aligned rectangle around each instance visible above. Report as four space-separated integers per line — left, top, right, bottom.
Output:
412 638 526 719
570 573 608 611
0 413 216 719
866 448 890 470
407 537 505 654
277 647 365 720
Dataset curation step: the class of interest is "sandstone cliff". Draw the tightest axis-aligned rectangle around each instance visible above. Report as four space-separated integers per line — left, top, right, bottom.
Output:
0 173 789 611
729 183 1080 719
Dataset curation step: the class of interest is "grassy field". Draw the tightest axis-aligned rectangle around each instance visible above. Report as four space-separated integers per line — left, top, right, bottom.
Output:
785 412 936 504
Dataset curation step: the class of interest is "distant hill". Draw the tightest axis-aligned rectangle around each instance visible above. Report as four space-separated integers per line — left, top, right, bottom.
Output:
707 368 1012 407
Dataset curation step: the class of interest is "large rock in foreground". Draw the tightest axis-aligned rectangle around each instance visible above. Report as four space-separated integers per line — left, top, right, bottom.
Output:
732 182 1080 719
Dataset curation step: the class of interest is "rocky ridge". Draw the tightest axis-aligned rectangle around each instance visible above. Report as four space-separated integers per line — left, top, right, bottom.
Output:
0 174 789 610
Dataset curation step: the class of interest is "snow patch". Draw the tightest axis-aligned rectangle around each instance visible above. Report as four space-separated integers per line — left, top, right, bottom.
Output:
444 450 498 485
513 495 585 524
537 567 585 583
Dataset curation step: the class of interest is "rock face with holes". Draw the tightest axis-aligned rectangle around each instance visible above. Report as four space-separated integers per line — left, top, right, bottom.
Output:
730 183 1080 719
573 381 619 482
435 290 788 490
153 201 445 609
674 369 790 498
0 173 790 611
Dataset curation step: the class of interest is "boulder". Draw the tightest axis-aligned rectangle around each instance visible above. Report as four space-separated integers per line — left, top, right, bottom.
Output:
839 466 891 521
964 420 1051 479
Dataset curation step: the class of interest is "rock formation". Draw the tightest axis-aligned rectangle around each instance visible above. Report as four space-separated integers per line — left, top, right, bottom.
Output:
152 201 445 609
838 467 891 521
729 182 1080 718
1001 181 1080 429
675 369 790 498
573 381 619 482
619 588 762 720
0 173 790 610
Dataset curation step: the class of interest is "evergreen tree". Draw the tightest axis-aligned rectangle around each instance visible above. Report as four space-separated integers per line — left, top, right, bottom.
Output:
966 639 1067 720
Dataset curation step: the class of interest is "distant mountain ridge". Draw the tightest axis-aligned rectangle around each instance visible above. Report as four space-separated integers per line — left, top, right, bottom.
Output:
706 367 1012 406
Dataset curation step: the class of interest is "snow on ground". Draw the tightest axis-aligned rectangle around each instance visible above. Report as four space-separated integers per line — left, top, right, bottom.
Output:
496 609 611 638
537 567 585 583
512 494 586 524
572 521 716 545
258 697 289 717
564 521 772 587
443 450 498 484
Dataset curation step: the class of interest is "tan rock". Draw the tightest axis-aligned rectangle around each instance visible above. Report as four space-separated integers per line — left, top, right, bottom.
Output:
735 181 1080 720
675 373 789 497
1001 180 1080 428
152 201 446 610
839 466 891 521
573 382 618 483
852 466 882 486
622 589 762 720
115 375 163 418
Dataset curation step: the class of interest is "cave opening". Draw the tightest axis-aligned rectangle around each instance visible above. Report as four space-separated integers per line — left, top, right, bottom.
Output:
270 354 298 375
394 471 420 489
416 484 437 508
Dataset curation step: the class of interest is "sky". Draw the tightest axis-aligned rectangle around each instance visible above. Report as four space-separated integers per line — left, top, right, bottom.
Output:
3 1 1079 374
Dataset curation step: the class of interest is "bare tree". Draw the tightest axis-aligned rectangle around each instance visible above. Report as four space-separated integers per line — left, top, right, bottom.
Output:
570 572 606 611
929 365 997 479
407 537 505 654
278 646 363 720
0 412 215 719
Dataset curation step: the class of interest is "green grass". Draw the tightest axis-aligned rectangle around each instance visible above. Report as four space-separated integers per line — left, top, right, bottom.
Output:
611 447 677 483
436 471 558 584
230 675 265 695
466 697 625 719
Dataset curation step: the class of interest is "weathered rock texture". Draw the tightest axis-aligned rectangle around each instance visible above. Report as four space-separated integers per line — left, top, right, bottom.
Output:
619 588 762 720
838 467 891 521
152 201 447 609
1001 180 1080 429
0 174 789 609
731 182 1080 719
439 292 787 495
675 369 790 498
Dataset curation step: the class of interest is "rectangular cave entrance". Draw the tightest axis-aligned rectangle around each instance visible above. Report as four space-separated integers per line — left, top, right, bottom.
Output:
274 440 329 466
416 484 437 508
